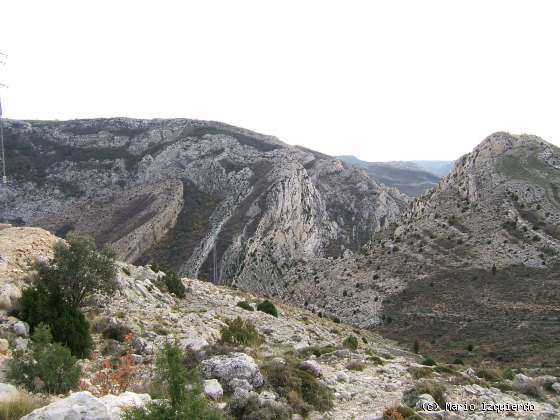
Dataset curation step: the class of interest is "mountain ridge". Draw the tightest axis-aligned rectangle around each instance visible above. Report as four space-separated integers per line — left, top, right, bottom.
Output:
336 155 450 197
3 117 408 295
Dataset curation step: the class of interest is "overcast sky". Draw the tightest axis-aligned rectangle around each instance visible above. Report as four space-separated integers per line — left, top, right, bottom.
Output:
1 1 559 161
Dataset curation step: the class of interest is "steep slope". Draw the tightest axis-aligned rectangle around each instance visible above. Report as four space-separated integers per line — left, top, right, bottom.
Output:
3 118 408 294
337 156 444 197
1 227 557 419
284 133 560 368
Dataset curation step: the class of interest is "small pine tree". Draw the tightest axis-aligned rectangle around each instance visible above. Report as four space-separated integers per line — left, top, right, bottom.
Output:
8 324 81 394
34 233 117 309
19 287 92 358
123 342 223 420
413 340 420 354
163 271 186 298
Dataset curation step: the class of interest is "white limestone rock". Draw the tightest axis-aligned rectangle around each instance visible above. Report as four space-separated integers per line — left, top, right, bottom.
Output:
21 391 151 420
203 379 224 401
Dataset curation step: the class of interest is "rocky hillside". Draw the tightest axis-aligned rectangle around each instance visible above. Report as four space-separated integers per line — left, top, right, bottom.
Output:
1 226 559 419
282 133 560 368
337 156 444 197
3 118 408 294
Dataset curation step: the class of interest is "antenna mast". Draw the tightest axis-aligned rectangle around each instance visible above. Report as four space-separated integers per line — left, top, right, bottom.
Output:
0 51 8 222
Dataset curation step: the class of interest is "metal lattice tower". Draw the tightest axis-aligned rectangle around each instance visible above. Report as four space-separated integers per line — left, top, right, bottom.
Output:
0 51 8 222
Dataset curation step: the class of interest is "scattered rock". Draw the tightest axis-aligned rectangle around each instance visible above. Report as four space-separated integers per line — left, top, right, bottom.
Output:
415 393 438 411
258 390 277 406
201 352 264 390
465 367 476 377
15 337 29 351
229 378 254 392
336 371 350 383
299 359 323 377
13 321 29 337
0 338 9 354
181 336 208 353
514 373 532 385
203 379 224 401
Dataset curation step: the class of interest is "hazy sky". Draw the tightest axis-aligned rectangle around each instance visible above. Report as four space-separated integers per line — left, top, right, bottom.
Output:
1 1 559 161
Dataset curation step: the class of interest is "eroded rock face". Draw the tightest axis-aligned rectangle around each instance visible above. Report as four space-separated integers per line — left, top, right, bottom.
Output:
0 226 58 314
4 118 407 295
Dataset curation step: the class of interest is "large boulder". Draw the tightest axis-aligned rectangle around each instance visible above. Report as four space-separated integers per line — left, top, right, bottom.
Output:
21 391 151 420
201 352 264 391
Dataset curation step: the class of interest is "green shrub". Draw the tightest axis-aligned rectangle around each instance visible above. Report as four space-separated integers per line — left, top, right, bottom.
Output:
33 233 117 308
413 340 420 354
163 271 186 298
404 380 447 409
256 300 278 317
228 392 293 419
421 357 436 366
512 381 544 399
123 341 223 420
236 300 254 311
102 324 132 342
408 366 433 379
7 324 81 394
19 287 92 358
219 317 263 347
297 345 337 359
502 367 515 380
343 335 358 351
261 357 334 415
476 368 500 382
452 358 464 365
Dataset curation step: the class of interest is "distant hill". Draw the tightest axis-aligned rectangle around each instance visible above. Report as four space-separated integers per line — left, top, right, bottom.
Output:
337 156 451 197
411 160 454 177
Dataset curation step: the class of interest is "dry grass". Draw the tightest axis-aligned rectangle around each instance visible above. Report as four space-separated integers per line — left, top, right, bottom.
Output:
0 392 50 420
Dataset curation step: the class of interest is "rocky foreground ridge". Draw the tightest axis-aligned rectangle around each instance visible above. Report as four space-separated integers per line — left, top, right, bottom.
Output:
3 118 408 295
1 226 559 419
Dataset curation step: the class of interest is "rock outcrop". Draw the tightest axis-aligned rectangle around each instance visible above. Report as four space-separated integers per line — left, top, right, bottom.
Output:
21 391 151 420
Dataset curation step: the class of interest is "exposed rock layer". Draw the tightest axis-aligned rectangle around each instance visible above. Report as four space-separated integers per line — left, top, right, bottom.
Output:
3 118 408 294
